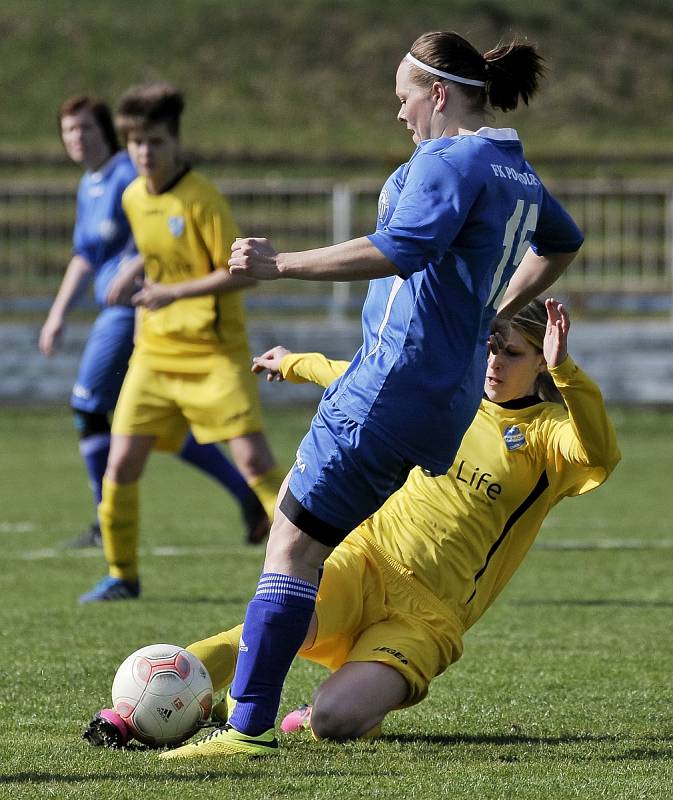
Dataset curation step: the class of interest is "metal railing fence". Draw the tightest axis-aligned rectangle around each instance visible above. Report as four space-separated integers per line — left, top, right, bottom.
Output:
1 178 671 315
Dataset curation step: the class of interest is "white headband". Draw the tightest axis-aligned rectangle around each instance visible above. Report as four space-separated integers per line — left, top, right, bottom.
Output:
405 52 486 88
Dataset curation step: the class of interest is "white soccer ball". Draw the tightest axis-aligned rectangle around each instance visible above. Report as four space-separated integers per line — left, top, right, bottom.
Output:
111 643 213 746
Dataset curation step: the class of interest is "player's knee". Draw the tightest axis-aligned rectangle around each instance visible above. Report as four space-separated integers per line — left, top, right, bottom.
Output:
310 695 363 741
72 410 110 440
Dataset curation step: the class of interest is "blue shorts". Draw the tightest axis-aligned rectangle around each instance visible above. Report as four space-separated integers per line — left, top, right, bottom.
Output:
283 402 413 547
70 306 135 415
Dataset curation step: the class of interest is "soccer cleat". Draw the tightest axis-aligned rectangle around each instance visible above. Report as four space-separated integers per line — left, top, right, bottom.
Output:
78 575 140 604
64 522 102 548
280 704 313 734
159 722 278 759
280 704 383 740
241 494 270 545
83 708 131 748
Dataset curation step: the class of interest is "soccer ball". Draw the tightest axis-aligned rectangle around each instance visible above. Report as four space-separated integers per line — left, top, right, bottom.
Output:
111 643 213 746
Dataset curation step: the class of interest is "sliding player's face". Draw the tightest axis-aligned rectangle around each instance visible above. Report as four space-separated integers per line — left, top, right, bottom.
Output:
484 329 547 404
61 110 110 170
395 61 436 144
126 122 180 186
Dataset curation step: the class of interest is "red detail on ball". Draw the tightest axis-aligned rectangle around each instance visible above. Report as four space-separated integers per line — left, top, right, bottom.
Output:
115 700 135 720
134 657 152 683
175 653 191 679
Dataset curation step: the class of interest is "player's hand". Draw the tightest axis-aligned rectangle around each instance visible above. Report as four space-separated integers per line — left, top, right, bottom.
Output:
106 271 142 306
543 298 570 369
131 279 177 310
488 316 511 355
252 346 291 381
229 238 281 280
38 315 64 357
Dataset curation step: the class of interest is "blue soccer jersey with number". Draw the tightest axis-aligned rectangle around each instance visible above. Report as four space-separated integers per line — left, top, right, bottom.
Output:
324 127 583 473
73 151 138 307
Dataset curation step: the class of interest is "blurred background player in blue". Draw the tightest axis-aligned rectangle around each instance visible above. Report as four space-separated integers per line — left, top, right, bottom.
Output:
174 31 586 757
39 95 269 548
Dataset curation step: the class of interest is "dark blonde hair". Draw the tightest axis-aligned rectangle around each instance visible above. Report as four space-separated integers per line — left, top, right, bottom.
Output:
116 82 185 139
511 299 564 404
408 31 544 113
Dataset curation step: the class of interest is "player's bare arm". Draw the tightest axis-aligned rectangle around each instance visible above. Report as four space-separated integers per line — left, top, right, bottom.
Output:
39 254 92 356
131 268 255 311
229 236 399 282
106 254 144 306
495 248 578 322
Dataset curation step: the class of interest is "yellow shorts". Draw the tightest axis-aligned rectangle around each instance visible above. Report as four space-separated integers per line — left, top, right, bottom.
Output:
111 353 264 451
299 530 464 707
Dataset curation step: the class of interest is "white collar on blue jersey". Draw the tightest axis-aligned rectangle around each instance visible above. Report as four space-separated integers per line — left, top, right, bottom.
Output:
473 127 520 141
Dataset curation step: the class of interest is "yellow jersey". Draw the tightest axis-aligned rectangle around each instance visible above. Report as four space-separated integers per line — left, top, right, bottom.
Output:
122 169 249 372
281 352 621 634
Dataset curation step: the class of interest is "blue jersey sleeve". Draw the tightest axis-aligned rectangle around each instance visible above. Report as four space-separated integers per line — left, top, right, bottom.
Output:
531 185 584 255
368 152 480 279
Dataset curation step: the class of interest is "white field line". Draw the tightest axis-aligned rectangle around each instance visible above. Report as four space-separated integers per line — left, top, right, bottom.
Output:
7 539 673 561
12 545 231 561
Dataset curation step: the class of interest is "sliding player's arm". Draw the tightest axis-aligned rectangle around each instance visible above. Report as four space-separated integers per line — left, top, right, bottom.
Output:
542 301 620 491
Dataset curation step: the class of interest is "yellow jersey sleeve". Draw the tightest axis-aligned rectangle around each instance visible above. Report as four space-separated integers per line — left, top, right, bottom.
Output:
544 356 622 494
280 353 350 388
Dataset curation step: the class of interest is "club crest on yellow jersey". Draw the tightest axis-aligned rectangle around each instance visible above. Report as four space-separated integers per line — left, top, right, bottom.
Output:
503 425 526 451
168 216 185 237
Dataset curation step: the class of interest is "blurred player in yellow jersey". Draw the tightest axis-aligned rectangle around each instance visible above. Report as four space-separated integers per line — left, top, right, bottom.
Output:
79 83 284 603
159 298 619 750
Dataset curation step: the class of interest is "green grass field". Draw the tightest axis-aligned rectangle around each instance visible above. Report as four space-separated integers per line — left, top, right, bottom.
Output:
1 406 672 799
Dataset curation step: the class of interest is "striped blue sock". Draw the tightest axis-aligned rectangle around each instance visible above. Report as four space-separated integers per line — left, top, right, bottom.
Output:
229 572 318 736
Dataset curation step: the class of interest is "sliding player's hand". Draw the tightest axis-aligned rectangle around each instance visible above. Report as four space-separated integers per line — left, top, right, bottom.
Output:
229 238 281 280
543 298 570 368
252 346 291 381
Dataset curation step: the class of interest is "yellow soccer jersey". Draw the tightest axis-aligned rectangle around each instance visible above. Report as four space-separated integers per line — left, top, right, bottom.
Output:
280 352 621 633
122 169 249 372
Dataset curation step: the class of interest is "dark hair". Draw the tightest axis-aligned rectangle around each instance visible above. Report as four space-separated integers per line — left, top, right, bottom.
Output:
115 82 185 138
57 95 119 153
408 31 545 113
511 298 564 405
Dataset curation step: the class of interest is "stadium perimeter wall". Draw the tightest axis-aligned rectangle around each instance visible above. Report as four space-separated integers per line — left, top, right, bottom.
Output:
2 320 672 408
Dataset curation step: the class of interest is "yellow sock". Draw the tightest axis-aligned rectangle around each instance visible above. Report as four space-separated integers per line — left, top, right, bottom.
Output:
98 478 139 582
249 465 285 520
187 624 243 692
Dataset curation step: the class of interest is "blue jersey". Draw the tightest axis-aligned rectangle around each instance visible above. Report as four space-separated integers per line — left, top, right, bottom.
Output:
73 151 138 308
325 128 584 473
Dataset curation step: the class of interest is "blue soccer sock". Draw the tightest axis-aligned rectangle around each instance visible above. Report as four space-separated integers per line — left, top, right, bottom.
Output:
229 572 318 736
177 432 252 504
79 432 110 508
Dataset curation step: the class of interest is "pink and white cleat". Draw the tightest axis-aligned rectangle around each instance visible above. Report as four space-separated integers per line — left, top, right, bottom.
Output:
83 708 132 748
280 704 313 734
